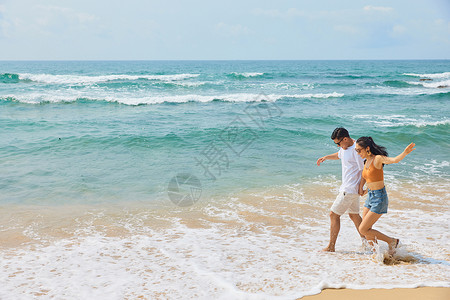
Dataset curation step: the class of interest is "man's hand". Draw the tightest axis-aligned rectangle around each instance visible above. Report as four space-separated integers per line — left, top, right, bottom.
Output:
317 157 326 166
316 152 339 166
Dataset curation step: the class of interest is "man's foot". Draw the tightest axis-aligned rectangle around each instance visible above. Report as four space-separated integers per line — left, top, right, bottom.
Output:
322 246 335 252
388 238 400 255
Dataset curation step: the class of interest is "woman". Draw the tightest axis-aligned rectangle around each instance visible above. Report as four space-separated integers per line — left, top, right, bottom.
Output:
355 137 415 253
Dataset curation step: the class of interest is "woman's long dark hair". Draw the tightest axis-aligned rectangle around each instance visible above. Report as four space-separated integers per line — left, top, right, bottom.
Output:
356 136 388 157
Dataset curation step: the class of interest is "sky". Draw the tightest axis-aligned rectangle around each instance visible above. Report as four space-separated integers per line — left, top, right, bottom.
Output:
0 0 449 60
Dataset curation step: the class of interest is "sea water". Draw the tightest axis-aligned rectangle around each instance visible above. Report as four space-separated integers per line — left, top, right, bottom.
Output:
0 60 449 299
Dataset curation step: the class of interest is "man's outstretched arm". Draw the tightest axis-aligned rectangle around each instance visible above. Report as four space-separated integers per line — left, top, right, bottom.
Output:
316 152 339 166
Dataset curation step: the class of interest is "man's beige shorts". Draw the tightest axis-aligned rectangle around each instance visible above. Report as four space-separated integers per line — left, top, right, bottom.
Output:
331 191 360 215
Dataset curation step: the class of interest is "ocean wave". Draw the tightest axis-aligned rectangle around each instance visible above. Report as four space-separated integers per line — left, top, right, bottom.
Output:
284 92 344 99
0 73 20 83
413 160 450 176
326 74 375 79
402 120 450 127
383 80 414 88
351 115 450 128
158 81 208 88
0 92 344 105
367 86 450 96
226 72 266 79
427 90 450 98
403 72 450 79
12 73 200 84
407 79 450 89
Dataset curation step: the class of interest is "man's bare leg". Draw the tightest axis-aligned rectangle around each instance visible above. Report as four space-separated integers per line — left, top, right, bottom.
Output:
323 211 340 252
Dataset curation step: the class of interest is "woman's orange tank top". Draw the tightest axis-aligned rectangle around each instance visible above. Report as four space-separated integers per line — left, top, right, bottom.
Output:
362 158 384 183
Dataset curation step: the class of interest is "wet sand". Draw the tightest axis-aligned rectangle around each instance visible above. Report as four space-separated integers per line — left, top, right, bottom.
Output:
1 180 448 298
1 178 449 249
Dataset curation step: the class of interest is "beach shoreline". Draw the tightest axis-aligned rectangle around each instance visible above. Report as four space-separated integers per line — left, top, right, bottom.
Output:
1 60 449 299
301 287 450 300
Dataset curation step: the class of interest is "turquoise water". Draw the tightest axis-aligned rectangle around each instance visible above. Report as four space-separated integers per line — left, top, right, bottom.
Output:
1 61 449 299
1 60 449 205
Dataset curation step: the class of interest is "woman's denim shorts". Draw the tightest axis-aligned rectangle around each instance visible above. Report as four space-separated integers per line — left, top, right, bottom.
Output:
364 187 388 214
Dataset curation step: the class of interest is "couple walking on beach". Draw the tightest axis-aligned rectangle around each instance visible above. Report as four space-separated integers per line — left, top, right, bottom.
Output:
317 127 415 253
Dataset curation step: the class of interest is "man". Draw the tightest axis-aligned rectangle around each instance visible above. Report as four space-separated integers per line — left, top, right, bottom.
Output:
316 127 365 252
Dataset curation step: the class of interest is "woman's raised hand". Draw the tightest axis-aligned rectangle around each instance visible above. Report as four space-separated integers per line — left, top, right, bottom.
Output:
404 143 416 155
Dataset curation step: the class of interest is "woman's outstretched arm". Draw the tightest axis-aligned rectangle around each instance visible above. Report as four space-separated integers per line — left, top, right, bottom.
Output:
376 143 416 166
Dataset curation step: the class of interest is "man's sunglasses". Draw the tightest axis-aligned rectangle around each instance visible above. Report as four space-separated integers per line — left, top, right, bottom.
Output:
335 137 345 146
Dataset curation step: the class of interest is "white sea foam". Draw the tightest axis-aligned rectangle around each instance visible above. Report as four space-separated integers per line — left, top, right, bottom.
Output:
351 114 450 128
230 72 265 78
18 73 200 84
105 92 343 105
368 85 450 96
2 92 344 105
0 187 448 299
286 92 344 99
403 72 450 79
169 81 208 87
407 79 450 88
245 82 314 90
413 160 450 175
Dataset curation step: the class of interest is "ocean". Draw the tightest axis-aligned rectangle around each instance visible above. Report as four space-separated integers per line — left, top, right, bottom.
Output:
0 60 449 299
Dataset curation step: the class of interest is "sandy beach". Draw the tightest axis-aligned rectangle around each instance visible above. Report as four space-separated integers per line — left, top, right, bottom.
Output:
302 287 450 300
1 179 449 298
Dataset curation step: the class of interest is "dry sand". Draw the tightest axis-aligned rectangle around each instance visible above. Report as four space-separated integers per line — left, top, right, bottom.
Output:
301 287 450 300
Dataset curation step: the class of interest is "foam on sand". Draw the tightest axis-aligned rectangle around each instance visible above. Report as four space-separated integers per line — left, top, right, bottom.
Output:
302 287 450 300
0 180 449 299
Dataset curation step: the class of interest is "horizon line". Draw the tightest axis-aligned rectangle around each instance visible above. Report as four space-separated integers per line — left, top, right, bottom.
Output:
1 58 450 62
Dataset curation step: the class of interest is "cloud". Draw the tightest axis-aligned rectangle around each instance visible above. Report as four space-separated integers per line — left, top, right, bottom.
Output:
363 5 394 13
36 5 98 27
251 8 306 19
430 19 450 45
391 24 406 36
215 22 251 37
76 12 96 24
0 2 102 46
334 25 361 35
0 4 12 38
252 8 283 18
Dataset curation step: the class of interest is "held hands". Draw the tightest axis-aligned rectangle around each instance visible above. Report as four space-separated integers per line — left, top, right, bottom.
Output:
316 157 326 166
358 187 367 196
404 142 416 155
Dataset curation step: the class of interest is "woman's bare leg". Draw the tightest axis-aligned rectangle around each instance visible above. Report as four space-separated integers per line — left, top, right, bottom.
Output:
359 210 398 251
362 207 370 219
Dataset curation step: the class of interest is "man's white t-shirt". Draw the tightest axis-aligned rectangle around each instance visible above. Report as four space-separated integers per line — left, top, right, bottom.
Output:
338 141 364 194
